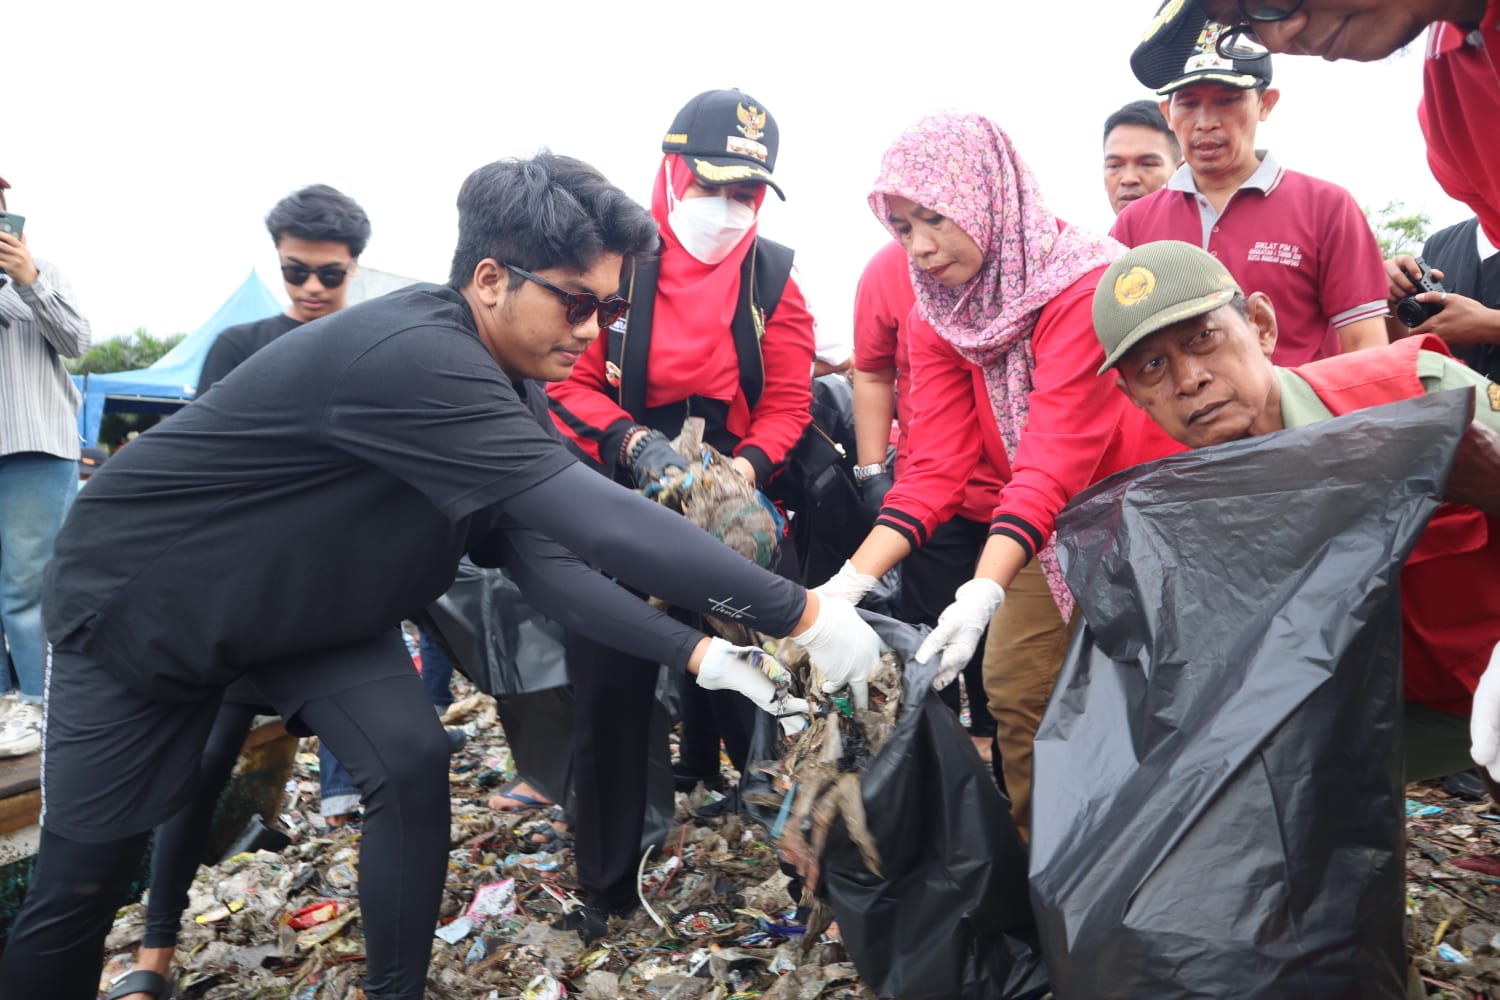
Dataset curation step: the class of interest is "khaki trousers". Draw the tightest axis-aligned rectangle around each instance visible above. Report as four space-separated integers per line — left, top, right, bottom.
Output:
982 558 1076 841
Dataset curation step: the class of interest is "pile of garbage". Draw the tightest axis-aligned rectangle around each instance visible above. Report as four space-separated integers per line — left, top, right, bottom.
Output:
1406 777 1500 999
100 688 879 1000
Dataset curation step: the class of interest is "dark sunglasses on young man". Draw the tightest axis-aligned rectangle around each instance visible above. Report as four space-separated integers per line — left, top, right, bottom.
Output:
1216 0 1304 59
504 263 631 329
281 262 351 288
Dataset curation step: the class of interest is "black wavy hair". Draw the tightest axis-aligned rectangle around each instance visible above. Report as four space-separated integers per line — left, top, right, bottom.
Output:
265 184 372 257
448 151 658 290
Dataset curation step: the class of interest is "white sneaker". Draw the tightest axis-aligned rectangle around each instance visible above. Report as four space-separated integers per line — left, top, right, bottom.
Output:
0 703 43 758
0 694 18 723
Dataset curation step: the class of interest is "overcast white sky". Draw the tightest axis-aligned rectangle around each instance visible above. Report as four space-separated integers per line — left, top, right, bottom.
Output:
9 1 1471 345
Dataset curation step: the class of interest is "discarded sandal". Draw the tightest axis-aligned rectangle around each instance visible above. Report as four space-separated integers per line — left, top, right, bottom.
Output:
487 779 552 812
104 969 175 1000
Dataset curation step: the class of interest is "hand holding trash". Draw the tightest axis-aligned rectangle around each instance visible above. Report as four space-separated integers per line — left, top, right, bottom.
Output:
1471 641 1500 781
624 428 688 491
791 592 882 709
915 578 1005 689
813 559 879 607
696 637 809 717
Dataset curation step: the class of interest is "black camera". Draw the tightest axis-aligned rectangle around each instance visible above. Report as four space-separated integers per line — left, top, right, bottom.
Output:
1394 256 1445 329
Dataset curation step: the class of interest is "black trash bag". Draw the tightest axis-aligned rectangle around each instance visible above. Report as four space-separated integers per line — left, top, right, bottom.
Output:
418 562 673 848
1031 392 1473 1000
745 612 1049 1000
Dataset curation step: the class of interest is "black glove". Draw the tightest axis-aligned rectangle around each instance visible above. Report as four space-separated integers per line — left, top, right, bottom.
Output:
626 429 689 490
857 470 894 519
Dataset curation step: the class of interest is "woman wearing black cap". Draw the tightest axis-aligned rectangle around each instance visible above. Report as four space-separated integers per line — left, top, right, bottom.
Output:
547 88 823 934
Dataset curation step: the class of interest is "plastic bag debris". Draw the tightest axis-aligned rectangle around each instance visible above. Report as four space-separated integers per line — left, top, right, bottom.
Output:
1032 392 1473 1000
748 611 1049 1000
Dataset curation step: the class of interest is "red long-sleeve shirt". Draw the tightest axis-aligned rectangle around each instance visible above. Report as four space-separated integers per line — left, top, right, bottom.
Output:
873 309 1009 547
926 265 1181 559
547 273 815 484
1422 0 1500 247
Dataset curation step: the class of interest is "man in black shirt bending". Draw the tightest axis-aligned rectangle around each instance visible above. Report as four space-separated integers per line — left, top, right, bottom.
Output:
0 152 880 1000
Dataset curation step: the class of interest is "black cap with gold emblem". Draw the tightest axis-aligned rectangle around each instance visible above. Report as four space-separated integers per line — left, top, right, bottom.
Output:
662 88 785 200
1131 0 1272 95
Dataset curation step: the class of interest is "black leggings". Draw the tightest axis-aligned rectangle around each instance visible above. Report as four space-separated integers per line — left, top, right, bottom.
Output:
0 672 450 1000
143 699 261 948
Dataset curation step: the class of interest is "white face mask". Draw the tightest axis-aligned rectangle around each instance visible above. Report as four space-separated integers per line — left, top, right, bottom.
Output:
667 190 756 264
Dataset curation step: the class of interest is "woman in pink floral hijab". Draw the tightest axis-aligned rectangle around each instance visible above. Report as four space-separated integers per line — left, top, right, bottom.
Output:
818 111 1180 836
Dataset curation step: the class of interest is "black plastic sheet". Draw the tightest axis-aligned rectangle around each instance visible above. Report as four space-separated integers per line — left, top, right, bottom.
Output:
750 613 1048 1000
1031 392 1473 999
419 562 673 847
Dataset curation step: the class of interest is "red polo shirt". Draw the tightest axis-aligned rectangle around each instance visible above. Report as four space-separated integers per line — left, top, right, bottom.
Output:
1111 155 1388 366
1421 0 1500 247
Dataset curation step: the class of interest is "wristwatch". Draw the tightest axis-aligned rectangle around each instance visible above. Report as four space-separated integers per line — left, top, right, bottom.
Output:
851 462 886 484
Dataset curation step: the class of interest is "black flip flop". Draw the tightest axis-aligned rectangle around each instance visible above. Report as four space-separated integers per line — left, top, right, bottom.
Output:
104 969 175 999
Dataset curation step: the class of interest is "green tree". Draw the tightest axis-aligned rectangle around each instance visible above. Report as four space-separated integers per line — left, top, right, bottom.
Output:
65 327 185 375
1364 199 1431 260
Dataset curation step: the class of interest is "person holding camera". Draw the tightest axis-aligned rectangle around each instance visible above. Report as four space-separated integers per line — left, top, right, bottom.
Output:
1386 217 1500 382
1115 11 1389 365
0 173 92 758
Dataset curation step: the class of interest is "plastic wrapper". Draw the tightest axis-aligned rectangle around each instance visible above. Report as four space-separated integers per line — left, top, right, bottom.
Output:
1031 392 1474 999
749 612 1048 1000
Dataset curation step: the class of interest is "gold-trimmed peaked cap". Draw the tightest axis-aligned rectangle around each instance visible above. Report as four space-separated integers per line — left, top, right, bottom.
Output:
662 88 785 200
1092 240 1243 374
1131 0 1272 95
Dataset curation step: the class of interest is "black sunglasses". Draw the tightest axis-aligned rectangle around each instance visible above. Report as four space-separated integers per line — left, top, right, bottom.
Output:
503 263 630 329
1216 0 1305 59
281 262 351 288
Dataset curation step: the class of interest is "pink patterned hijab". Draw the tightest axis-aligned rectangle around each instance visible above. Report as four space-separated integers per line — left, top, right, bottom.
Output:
869 112 1123 618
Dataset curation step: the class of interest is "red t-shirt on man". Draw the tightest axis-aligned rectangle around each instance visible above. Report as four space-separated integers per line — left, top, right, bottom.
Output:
1112 153 1387 366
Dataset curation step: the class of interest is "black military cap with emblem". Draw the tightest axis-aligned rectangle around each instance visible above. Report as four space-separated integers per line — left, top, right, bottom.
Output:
1132 0 1273 95
662 88 785 200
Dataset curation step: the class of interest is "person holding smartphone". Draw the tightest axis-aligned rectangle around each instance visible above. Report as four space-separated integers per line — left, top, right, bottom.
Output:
0 172 92 758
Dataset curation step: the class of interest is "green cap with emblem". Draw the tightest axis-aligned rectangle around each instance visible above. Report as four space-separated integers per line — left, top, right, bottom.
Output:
1093 240 1243 374
662 88 785 201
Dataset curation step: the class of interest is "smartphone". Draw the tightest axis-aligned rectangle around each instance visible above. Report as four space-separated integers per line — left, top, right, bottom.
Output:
0 212 23 237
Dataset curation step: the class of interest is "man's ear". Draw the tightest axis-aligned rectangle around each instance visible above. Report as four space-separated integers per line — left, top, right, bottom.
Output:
1246 291 1279 358
1258 87 1281 119
470 259 506 307
1114 374 1145 408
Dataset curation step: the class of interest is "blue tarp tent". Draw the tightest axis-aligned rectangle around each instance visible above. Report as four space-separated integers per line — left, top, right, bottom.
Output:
78 270 279 446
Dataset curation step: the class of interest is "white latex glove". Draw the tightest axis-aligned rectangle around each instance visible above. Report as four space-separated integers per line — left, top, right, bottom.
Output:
813 559 879 606
915 578 1006 690
1470 640 1500 781
696 637 810 717
791 594 883 710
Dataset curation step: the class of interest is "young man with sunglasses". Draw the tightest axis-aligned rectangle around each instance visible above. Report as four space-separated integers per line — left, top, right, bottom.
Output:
0 152 879 1000
1116 8 1389 364
196 184 368 393
1180 0 1500 294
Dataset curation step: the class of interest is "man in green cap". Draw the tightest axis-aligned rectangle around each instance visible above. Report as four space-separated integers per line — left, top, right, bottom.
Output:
1091 238 1500 787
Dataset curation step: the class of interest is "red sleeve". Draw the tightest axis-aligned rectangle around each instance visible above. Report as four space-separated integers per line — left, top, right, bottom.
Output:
1315 183 1390 329
853 243 909 373
734 273 815 477
545 334 635 472
875 310 984 549
989 267 1144 552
